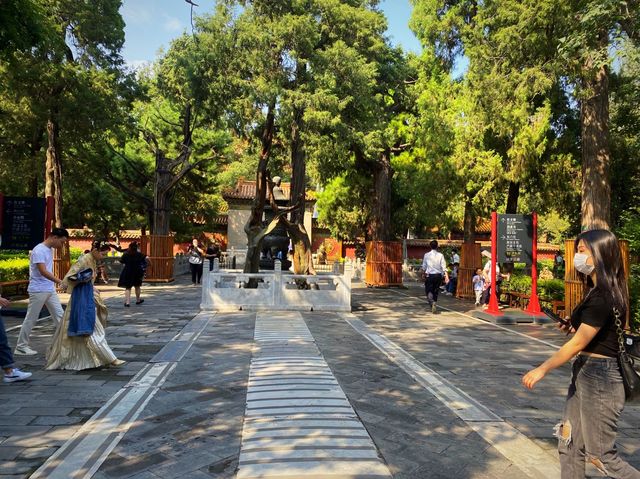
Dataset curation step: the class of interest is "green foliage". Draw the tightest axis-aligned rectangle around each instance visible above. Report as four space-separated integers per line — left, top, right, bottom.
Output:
0 247 83 282
539 210 571 246
0 257 29 282
316 174 369 240
505 273 564 301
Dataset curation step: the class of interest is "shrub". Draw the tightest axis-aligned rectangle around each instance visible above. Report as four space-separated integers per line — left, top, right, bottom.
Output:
503 274 564 301
0 247 85 282
0 257 29 282
539 279 565 301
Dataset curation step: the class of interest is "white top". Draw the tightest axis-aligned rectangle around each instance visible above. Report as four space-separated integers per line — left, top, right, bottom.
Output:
188 246 203 264
422 250 447 275
472 274 484 291
482 260 500 282
452 253 460 264
28 243 55 293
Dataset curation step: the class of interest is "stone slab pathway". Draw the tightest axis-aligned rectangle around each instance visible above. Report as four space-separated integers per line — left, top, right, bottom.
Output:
237 311 391 478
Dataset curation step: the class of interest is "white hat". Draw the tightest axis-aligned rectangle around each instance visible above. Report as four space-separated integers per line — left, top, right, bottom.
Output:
481 250 491 258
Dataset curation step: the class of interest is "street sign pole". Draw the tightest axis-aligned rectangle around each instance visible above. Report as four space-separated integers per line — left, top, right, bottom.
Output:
487 211 500 314
525 211 542 314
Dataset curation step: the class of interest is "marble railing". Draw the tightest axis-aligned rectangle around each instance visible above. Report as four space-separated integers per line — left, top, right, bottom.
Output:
200 260 352 312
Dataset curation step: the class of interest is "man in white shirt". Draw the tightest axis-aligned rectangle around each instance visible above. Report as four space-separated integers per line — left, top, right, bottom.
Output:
451 249 460 265
421 240 449 314
14 228 68 356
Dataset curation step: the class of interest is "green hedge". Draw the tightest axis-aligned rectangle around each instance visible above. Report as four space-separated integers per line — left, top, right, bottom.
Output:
0 257 29 282
504 274 564 301
0 247 84 282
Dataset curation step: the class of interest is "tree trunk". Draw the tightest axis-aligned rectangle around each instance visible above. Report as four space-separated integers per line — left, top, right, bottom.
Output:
288 107 314 274
368 149 392 241
505 181 520 214
244 103 276 274
45 109 69 280
153 151 172 235
30 126 44 197
284 220 316 276
290 108 306 226
463 197 476 243
45 114 63 227
580 33 611 231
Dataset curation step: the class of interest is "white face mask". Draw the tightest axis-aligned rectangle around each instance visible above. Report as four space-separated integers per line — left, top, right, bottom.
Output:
574 253 594 275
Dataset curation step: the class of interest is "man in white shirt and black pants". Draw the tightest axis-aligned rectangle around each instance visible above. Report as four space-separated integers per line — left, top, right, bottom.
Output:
421 240 449 314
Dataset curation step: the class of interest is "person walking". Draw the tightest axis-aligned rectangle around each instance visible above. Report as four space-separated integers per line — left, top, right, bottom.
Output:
481 250 508 307
187 239 204 285
46 241 124 370
205 242 221 271
421 240 449 314
117 242 149 307
446 262 459 296
1 295 32 383
14 227 69 356
523 229 640 479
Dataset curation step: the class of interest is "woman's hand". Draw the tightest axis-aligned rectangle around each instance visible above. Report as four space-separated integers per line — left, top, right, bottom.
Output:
522 366 547 390
557 318 576 335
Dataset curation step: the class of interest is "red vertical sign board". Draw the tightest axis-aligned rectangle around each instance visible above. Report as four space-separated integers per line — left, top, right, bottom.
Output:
488 212 542 316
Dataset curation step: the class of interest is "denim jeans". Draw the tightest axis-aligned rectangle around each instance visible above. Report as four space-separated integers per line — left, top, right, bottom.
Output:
446 277 457 294
0 313 15 370
557 355 640 479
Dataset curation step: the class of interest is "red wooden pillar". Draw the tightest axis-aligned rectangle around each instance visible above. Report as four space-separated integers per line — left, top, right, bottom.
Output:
525 212 542 314
487 212 500 314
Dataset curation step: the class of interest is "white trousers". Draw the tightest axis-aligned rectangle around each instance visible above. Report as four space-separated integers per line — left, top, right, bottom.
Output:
16 292 63 350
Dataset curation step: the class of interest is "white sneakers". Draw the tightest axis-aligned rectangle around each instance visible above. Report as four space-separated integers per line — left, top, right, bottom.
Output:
3 368 32 383
14 346 38 356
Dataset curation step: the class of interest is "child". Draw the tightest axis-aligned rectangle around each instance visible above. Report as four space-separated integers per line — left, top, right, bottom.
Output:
472 268 484 306
446 263 459 295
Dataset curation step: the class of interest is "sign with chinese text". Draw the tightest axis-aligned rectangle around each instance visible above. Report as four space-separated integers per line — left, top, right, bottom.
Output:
0 197 46 250
497 214 533 265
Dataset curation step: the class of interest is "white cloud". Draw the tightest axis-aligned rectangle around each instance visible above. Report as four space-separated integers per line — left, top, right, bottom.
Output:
121 2 152 25
163 14 184 33
126 59 151 71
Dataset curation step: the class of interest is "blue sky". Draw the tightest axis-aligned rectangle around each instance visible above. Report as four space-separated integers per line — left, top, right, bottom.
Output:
120 0 422 68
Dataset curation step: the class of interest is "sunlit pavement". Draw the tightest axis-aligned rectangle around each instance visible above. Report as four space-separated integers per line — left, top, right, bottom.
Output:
1 279 638 478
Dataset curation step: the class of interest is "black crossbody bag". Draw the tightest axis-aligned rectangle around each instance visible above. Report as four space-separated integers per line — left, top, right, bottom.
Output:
614 308 640 402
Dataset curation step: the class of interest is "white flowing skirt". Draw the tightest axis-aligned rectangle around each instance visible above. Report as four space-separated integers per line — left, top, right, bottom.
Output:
46 307 117 371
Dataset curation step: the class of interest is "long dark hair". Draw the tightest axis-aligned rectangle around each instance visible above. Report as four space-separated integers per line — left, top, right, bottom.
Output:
575 229 629 318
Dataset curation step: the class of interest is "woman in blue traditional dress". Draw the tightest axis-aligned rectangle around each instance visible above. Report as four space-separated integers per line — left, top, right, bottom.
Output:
46 241 124 370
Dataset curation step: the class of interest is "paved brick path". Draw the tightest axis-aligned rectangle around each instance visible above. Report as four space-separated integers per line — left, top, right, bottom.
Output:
1 279 638 478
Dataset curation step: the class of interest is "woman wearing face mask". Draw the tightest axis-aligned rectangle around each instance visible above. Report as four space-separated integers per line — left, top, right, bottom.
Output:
523 229 639 478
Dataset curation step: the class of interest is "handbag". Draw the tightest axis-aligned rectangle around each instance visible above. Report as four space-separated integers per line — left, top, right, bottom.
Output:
623 331 640 361
614 308 640 402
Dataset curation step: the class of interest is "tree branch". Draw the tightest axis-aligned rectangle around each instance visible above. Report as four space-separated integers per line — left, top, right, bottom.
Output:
106 143 151 184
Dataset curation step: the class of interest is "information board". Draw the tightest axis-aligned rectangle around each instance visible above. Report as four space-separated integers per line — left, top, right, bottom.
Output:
497 214 533 265
0 197 46 250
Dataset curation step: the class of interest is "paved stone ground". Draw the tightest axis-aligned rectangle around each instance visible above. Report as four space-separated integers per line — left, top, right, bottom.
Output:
1 279 639 478
0 277 203 478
